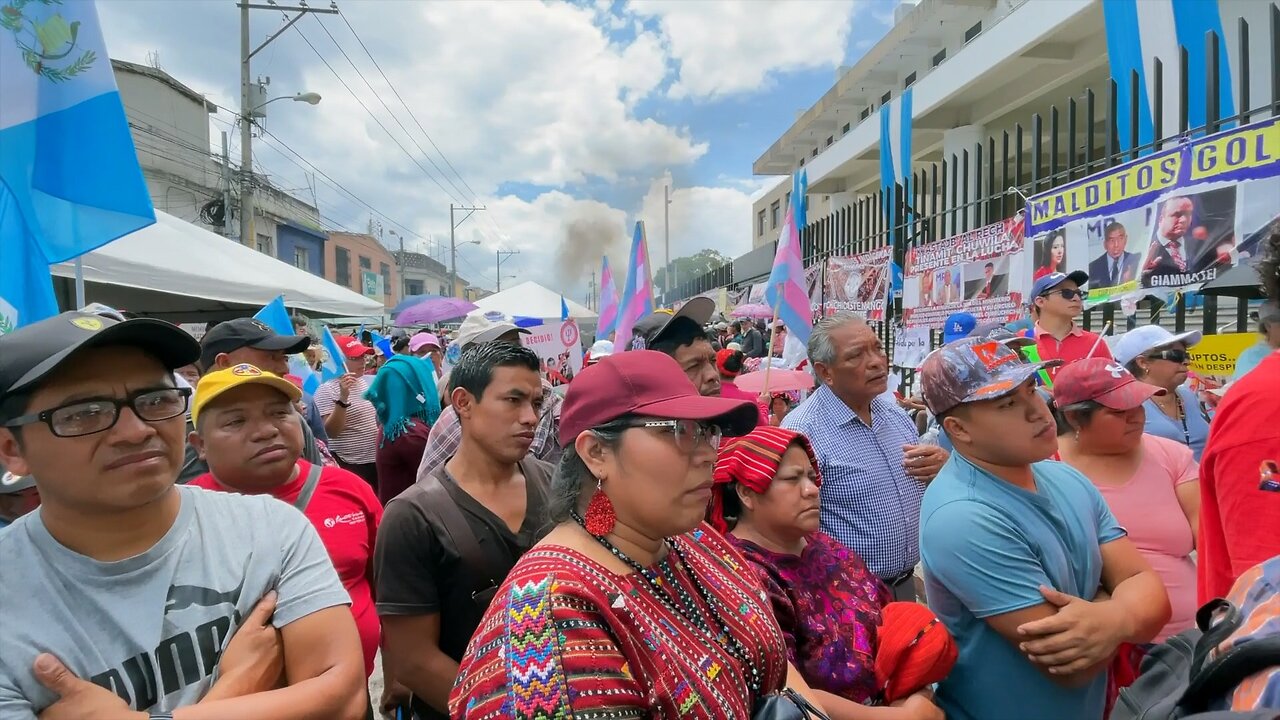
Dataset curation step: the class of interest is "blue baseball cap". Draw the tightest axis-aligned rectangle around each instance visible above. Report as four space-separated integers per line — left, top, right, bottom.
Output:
942 313 977 344
1030 270 1089 301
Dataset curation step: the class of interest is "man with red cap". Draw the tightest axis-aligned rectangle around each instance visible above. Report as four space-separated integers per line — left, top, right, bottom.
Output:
313 336 382 490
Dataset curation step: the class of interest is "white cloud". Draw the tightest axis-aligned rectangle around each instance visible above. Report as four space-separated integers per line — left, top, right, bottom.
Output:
635 174 757 266
628 0 860 100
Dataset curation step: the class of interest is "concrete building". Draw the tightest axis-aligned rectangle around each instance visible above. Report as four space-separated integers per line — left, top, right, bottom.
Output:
326 232 401 310
392 250 452 298
751 0 1274 244
113 58 328 276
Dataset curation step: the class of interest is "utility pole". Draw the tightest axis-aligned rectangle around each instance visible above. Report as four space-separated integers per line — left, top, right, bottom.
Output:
588 270 597 311
496 249 519 292
238 1 337 247
664 183 673 304
449 203 485 298
220 131 234 237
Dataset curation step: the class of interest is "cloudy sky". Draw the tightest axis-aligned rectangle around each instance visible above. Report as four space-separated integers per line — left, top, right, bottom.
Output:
99 0 896 304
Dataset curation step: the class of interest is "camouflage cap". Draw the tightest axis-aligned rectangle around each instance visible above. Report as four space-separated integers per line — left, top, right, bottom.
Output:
920 337 1061 416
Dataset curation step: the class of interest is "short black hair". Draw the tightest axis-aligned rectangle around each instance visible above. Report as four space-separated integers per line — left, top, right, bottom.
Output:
649 317 710 355
448 341 541 400
1055 399 1103 436
1259 227 1280 305
985 262 994 269
1104 220 1126 237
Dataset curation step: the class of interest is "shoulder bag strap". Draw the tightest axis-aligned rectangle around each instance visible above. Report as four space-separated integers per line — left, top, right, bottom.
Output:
417 474 509 590
292 462 325 512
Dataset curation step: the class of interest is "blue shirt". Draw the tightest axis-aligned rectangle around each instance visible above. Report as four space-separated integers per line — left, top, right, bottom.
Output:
920 453 1126 720
1142 385 1209 461
1231 342 1274 381
782 386 924 579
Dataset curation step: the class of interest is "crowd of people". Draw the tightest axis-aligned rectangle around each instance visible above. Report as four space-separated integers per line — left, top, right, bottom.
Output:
0 228 1277 720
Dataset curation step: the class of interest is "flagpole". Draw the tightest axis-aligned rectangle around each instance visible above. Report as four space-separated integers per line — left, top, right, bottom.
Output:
74 257 85 307
761 284 783 397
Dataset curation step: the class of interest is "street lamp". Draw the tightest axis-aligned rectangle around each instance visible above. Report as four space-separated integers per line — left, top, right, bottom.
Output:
240 85 320 250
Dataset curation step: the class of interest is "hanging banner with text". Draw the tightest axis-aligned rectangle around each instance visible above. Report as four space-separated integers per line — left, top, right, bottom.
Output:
1026 116 1280 306
825 247 891 321
902 215 1029 329
521 319 584 387
805 263 825 320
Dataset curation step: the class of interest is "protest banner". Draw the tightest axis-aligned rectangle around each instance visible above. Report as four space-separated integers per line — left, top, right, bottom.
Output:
1187 331 1258 380
1026 116 1280 306
891 325 931 369
805 263 825 320
902 215 1029 329
825 247 891 320
521 319 584 387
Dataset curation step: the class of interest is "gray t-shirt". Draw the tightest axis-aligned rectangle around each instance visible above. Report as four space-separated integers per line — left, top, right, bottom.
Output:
0 485 350 717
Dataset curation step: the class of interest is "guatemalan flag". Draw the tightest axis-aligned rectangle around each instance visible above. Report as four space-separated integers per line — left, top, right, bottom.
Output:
614 221 654 351
597 255 620 337
0 0 154 334
1102 0 1262 153
879 88 913 225
765 170 812 345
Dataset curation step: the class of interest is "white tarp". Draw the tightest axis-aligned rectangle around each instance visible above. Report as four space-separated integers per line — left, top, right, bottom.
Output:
473 281 597 321
51 210 383 317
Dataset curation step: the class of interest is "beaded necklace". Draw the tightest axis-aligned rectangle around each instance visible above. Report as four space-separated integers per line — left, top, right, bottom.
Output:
570 510 763 695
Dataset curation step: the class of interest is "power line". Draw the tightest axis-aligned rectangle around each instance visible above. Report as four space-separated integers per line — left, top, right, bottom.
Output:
288 19 467 207
336 10 480 202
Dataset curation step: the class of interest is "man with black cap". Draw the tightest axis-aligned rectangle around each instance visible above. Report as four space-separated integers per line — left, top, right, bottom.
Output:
628 296 722 397
179 318 328 483
0 312 367 718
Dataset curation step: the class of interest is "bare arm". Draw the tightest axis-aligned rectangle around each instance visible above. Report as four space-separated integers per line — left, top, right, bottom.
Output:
322 405 348 437
176 606 366 720
380 614 458 714
1176 479 1200 548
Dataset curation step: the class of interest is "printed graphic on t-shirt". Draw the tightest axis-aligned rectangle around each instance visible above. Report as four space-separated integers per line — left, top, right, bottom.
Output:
89 579 246 710
1260 460 1280 492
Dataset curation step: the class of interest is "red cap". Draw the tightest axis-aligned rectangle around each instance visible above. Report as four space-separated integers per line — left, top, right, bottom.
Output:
338 336 373 358
1052 358 1165 410
558 350 759 448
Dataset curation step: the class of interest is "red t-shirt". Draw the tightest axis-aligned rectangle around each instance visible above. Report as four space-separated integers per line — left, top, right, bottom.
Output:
1197 351 1280 602
1034 323 1113 380
190 460 383 676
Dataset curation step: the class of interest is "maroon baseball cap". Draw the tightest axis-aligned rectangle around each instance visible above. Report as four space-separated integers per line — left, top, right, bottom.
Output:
920 337 1061 416
1052 358 1165 410
558 350 759 448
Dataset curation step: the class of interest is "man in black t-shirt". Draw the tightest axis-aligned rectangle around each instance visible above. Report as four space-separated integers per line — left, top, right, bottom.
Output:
374 342 552 719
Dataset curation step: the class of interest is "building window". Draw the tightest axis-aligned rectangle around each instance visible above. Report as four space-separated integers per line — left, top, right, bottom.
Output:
380 262 392 298
405 280 423 296
438 283 448 295
255 233 273 256
825 135 834 147
842 122 851 134
359 255 371 270
904 71 917 88
293 246 309 270
757 209 766 236
799 158 805 167
881 91 892 105
964 21 982 43
811 147 818 158
932 48 947 67
335 247 351 287
770 200 781 229
860 107 870 120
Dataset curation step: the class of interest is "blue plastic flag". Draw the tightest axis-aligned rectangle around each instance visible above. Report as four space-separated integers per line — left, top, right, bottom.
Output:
318 326 347 382
561 296 570 321
253 295 293 335
370 330 394 359
0 0 155 334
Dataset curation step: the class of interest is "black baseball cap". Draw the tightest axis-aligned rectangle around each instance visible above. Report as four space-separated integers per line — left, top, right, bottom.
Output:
0 311 200 399
199 317 310 370
631 296 716 350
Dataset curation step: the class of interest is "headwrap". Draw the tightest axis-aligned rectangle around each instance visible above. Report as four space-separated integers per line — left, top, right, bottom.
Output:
364 355 441 444
874 601 958 703
709 426 820 533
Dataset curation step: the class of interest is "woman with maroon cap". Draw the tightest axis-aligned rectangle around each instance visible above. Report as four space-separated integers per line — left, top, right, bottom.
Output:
711 426 951 720
1052 358 1200 709
448 350 826 718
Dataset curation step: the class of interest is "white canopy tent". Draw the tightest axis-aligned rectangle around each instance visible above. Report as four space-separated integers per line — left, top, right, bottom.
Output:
473 281 596 321
51 210 384 321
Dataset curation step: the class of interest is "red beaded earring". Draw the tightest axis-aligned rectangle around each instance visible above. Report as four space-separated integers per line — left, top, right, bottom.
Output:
584 477 616 536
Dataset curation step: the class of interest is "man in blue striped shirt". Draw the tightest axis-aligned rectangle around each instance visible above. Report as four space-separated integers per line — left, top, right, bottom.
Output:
782 312 948 600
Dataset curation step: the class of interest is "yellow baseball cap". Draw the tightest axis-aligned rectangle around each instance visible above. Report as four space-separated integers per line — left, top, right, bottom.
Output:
192 363 302 426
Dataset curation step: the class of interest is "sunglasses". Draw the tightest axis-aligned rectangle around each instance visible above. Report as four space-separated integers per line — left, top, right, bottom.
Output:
1143 348 1189 364
1039 288 1085 301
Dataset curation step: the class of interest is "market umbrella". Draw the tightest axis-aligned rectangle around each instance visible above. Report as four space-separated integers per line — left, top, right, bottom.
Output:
733 368 815 394
396 297 478 325
392 293 444 316
1198 263 1265 299
731 303 774 319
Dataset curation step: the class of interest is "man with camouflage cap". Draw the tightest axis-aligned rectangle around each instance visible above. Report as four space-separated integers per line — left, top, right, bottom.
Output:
917 337 1168 720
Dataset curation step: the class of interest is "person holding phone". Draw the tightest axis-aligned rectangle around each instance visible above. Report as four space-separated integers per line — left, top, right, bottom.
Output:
374 343 554 720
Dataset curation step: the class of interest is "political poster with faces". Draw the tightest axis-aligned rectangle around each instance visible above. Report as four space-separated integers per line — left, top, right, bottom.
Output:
825 247 891 321
521 319 584 387
901 215 1030 329
1026 116 1280 307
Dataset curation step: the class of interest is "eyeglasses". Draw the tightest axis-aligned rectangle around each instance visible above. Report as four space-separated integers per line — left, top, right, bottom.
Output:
1039 288 1085 301
1144 348 1189 364
2 387 192 438
629 419 722 452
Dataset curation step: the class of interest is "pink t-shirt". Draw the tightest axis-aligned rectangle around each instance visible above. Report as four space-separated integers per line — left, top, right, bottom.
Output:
1092 435 1199 640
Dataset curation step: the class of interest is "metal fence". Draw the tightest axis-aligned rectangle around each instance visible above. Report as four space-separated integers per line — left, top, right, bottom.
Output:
673 10 1279 363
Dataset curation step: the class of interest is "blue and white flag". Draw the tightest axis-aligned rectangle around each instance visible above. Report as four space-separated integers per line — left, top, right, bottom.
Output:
317 326 347 382
878 89 913 216
0 0 154 334
1102 0 1253 153
254 296 321 392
